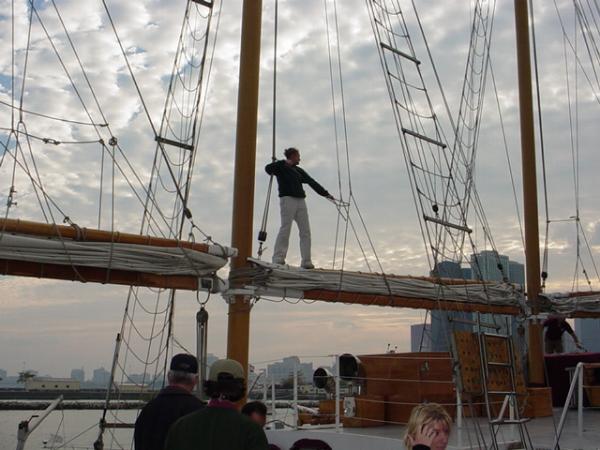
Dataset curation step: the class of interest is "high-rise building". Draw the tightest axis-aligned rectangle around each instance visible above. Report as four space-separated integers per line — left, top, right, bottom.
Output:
508 261 525 286
411 324 432 352
461 267 472 280
0 369 6 380
267 356 313 384
471 250 509 282
70 368 85 383
429 262 473 351
92 367 110 386
431 261 463 279
575 319 600 353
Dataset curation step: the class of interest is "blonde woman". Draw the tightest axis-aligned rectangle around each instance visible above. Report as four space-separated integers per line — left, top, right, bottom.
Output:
404 403 451 450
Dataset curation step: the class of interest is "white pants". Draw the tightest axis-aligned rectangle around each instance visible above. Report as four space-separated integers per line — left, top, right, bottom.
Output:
272 197 311 265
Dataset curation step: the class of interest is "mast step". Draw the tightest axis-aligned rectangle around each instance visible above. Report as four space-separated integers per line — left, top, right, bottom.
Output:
402 127 447 148
490 418 530 425
483 332 510 339
487 361 512 368
380 42 421 65
103 422 135 429
423 215 472 233
155 136 194 151
191 0 213 7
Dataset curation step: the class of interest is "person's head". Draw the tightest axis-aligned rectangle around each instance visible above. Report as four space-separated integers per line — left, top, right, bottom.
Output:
284 147 300 165
404 403 452 450
241 401 267 427
203 358 245 402
167 353 199 392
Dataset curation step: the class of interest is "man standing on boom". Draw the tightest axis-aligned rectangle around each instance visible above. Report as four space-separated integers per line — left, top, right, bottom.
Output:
265 147 333 269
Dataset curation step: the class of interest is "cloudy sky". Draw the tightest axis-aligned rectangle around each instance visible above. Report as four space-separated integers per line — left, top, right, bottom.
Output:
0 0 599 378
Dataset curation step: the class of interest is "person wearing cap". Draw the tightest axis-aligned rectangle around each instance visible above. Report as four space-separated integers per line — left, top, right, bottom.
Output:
134 353 204 450
165 358 269 450
265 147 334 269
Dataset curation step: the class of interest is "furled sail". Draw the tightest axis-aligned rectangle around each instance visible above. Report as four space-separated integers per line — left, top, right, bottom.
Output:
0 219 236 290
541 291 600 317
230 259 524 315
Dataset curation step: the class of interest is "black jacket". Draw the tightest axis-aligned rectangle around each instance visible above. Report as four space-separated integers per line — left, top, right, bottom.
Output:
265 160 329 198
134 385 204 450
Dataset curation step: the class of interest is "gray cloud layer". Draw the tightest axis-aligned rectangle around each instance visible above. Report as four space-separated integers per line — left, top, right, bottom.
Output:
0 0 598 376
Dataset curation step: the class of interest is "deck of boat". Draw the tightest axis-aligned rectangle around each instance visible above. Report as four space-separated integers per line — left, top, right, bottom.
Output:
266 408 600 449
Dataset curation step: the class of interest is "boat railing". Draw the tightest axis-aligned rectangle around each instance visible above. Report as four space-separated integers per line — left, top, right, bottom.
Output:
252 353 518 433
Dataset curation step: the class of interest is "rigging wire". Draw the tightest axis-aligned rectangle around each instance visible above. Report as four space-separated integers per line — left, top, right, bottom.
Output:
257 0 279 258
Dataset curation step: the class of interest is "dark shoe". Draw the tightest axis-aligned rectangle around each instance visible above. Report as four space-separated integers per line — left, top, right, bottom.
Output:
301 262 315 270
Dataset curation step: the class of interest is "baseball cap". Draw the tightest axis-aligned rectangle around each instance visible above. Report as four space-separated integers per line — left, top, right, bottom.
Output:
170 354 199 374
208 359 244 381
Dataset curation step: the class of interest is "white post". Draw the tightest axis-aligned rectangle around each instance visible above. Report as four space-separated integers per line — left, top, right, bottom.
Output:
262 369 268 404
16 396 63 450
456 389 463 429
271 372 276 418
335 354 341 432
578 362 584 436
293 362 299 429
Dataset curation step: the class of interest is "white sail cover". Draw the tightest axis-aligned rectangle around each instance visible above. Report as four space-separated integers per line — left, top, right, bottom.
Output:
0 234 236 276
232 258 525 308
541 292 600 315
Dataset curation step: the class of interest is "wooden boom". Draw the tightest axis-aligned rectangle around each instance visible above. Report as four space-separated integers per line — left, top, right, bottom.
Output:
0 218 216 290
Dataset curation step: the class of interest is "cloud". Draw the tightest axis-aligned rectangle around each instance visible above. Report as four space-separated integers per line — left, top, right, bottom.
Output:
0 0 598 377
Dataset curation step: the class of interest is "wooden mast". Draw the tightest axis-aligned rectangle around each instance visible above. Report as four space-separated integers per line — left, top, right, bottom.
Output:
513 0 544 385
227 1 263 385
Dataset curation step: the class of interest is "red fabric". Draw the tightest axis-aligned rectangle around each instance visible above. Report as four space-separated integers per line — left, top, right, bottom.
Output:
544 352 600 406
207 398 238 410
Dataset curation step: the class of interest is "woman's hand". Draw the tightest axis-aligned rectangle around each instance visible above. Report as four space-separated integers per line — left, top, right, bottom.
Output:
408 423 436 448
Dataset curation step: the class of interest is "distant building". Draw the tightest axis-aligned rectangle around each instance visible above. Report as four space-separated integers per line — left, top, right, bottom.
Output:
92 367 110 386
430 310 473 352
461 267 472 280
431 261 463 279
429 261 474 351
25 377 80 391
0 369 6 380
70 368 85 383
207 353 218 367
411 324 431 352
575 319 600 353
508 261 525 286
267 356 313 385
471 250 509 282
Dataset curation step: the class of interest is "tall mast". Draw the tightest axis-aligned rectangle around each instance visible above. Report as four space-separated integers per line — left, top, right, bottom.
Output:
227 1 263 383
513 0 544 385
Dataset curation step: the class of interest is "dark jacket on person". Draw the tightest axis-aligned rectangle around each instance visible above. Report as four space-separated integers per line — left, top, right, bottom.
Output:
134 385 204 450
265 160 329 198
543 317 574 341
164 401 269 450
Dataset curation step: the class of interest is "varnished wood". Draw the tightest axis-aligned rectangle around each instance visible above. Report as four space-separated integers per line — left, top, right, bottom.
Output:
0 258 200 290
303 289 521 315
0 218 209 253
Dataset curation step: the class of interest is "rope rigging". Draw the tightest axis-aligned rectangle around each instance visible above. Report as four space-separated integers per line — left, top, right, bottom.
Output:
257 0 279 259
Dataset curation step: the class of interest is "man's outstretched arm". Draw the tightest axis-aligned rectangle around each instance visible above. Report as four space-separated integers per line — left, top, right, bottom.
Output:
298 168 333 199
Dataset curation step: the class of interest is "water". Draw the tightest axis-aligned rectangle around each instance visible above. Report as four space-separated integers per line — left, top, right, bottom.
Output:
0 410 138 450
0 408 295 450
